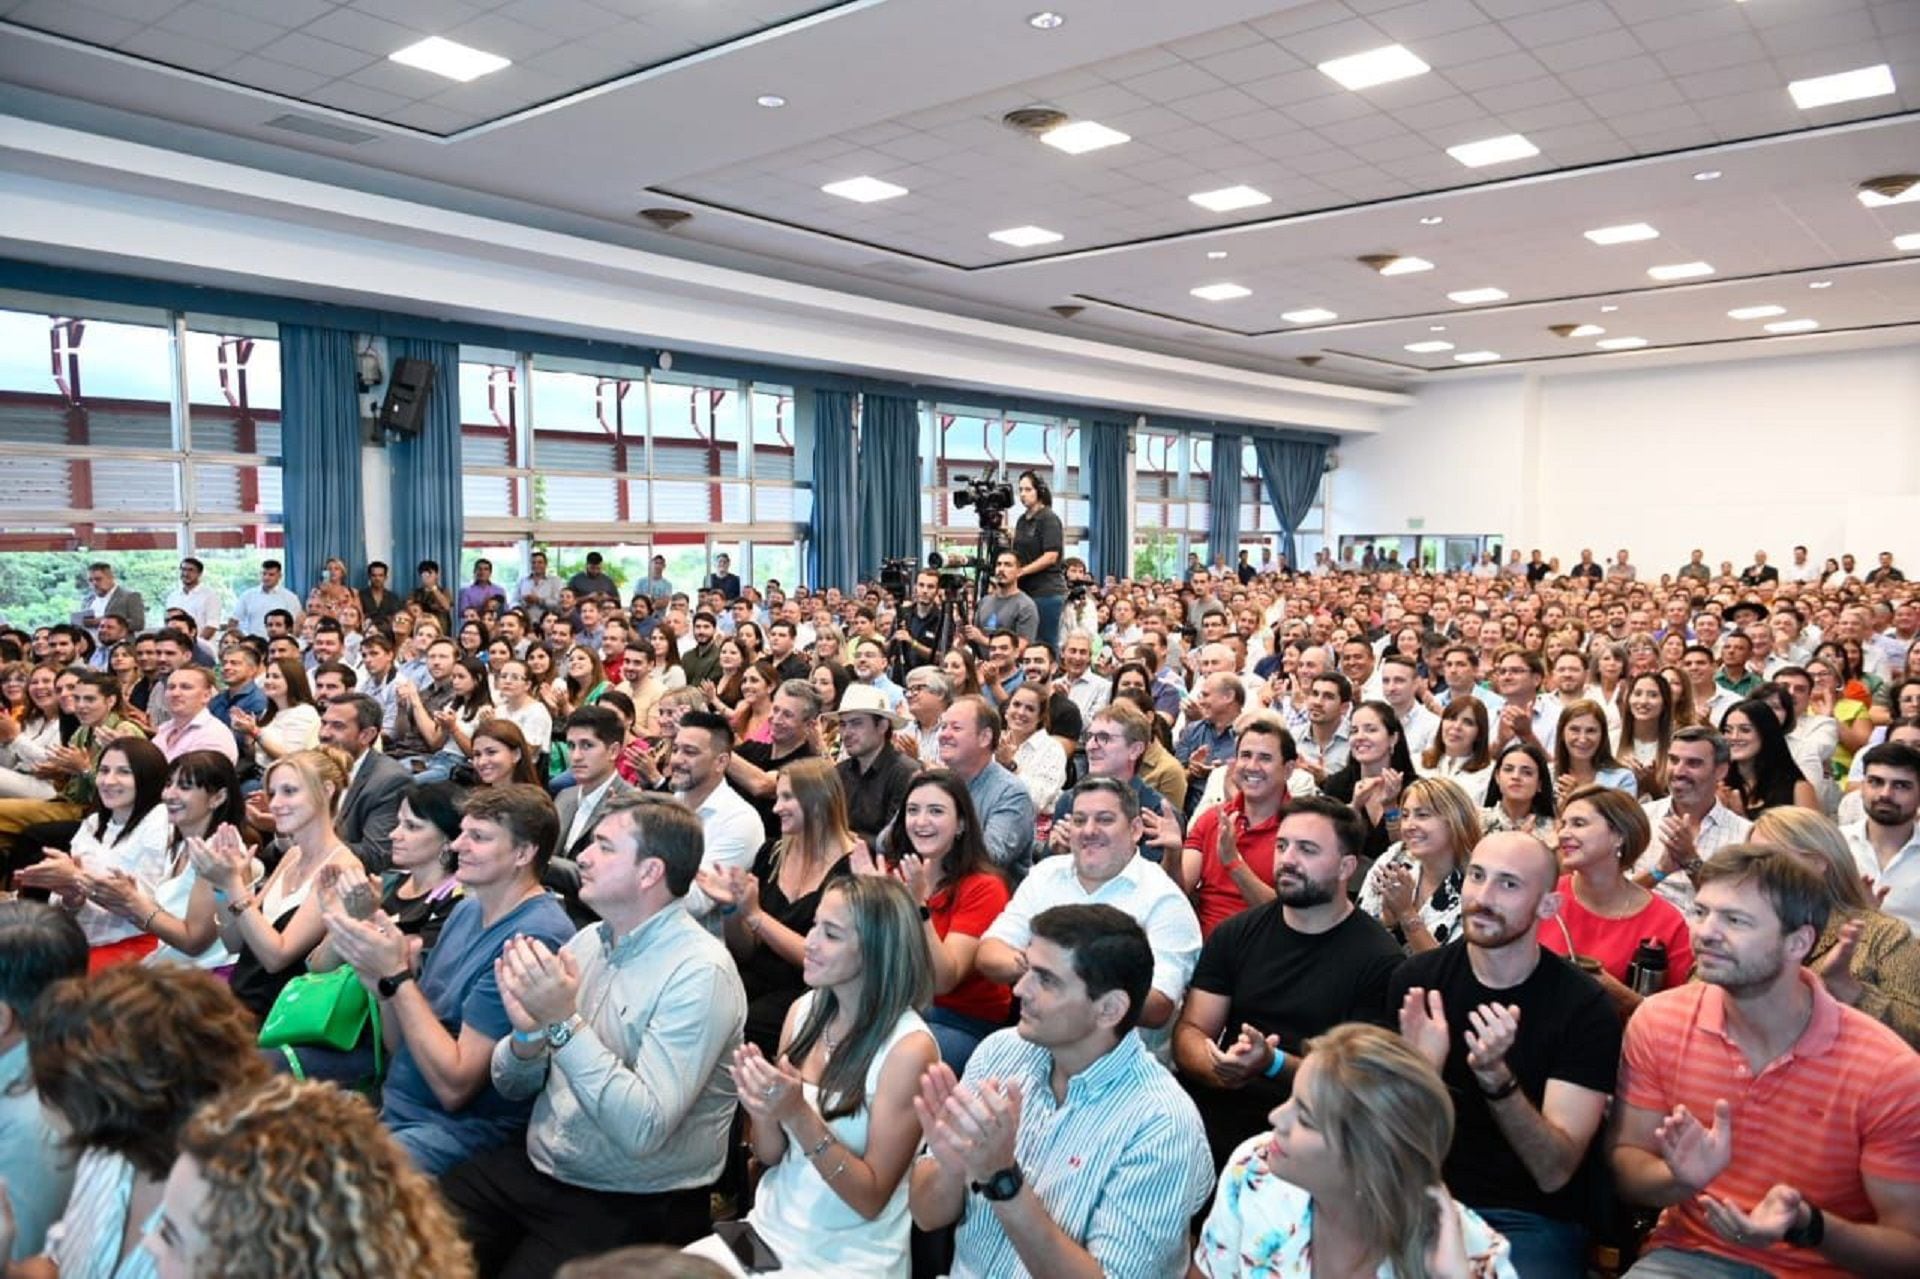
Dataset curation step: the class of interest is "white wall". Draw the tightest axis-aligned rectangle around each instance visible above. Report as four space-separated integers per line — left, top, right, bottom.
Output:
1332 344 1920 572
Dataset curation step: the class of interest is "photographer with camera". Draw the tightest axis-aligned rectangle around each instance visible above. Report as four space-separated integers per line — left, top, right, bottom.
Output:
889 568 946 683
1012 470 1068 647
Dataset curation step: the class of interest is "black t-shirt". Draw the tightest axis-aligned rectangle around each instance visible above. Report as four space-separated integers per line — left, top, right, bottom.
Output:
1571 563 1603 581
838 744 921 844
1046 689 1083 742
893 605 946 680
1186 903 1403 1164
1012 507 1066 599
1387 941 1620 1222
736 738 820 841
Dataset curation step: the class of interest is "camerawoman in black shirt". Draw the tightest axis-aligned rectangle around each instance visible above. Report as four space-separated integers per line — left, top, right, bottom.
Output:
1012 469 1066 647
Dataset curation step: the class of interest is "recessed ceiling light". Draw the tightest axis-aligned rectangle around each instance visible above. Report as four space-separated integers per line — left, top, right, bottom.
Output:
1429 325 1447 332
1381 256 1434 276
988 225 1063 247
1446 134 1539 168
1453 350 1502 364
1448 286 1508 304
1596 337 1649 350
822 175 908 203
1040 120 1130 154
1584 222 1659 245
1191 283 1251 302
1567 324 1606 338
1728 305 1786 320
389 36 510 82
1895 233 1920 252
1648 261 1714 281
1788 64 1895 110
1405 340 1454 353
1317 44 1431 91
1809 280 1833 288
1206 250 1228 260
1765 318 1820 333
1599 304 1619 312
1857 176 1920 207
1189 185 1271 213
1282 308 1338 324
1028 11 1065 29
756 94 787 108
1693 170 1722 181
1419 215 1444 225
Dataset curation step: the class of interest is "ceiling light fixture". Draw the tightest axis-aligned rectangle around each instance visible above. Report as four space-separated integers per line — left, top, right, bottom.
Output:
388 36 510 82
989 225 1064 247
1448 286 1508 304
1857 175 1920 206
1429 324 1447 332
1895 233 1920 251
1317 44 1431 91
1027 11 1066 30
1191 283 1251 301
1809 280 1833 288
637 208 692 230
1584 222 1659 245
1788 63 1895 110
1405 340 1454 353
821 175 908 202
1597 337 1649 350
1040 120 1130 154
1419 215 1444 225
1600 304 1619 312
1765 318 1820 333
1446 133 1539 168
1453 350 1501 364
1549 323 1605 338
1050 304 1084 319
1648 261 1714 280
756 94 787 108
1728 305 1786 320
1189 185 1271 212
1693 170 1722 181
1206 250 1228 260
1282 308 1338 324
1358 253 1433 275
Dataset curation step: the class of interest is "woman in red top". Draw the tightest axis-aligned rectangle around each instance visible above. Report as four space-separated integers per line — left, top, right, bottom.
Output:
1542 783 1692 1018
861 769 1010 1073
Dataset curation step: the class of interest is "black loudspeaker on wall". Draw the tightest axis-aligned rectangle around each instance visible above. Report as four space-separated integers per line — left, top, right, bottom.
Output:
378 357 436 436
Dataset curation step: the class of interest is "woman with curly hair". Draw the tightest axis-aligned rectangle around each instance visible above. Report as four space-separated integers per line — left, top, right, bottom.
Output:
144 1075 474 1278
10 963 269 1279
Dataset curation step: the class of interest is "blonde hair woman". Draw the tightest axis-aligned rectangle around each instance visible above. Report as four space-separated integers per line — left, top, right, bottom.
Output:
701 757 857 1053
1195 1022 1515 1277
1358 777 1480 954
1752 807 1920 1048
146 1075 475 1277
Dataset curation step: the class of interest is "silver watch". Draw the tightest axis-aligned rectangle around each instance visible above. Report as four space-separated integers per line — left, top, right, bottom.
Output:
545 1016 581 1050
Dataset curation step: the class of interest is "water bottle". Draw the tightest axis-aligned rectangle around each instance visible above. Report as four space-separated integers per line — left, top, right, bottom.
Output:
1628 938 1668 997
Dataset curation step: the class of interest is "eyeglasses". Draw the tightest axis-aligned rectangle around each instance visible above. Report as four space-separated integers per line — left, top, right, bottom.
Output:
1084 731 1121 746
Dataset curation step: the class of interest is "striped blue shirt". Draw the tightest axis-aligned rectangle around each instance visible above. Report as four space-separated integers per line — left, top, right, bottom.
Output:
949 1029 1214 1279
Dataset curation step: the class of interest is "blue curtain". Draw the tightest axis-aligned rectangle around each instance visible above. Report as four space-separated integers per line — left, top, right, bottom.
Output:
806 389 858 591
1208 431 1242 567
386 337 463 591
1083 419 1132 582
1252 436 1328 572
279 325 365 589
857 393 920 573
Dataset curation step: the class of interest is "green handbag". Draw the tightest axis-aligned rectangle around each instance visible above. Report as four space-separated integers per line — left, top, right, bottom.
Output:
258 966 374 1052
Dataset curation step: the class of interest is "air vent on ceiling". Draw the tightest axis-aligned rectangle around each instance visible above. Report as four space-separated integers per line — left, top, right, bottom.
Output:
263 113 379 145
1003 106 1071 135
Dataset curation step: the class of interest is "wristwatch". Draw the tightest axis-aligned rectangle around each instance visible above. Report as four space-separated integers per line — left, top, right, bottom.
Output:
972 1165 1024 1202
1478 1072 1521 1102
1783 1202 1825 1248
546 1015 583 1050
376 969 415 999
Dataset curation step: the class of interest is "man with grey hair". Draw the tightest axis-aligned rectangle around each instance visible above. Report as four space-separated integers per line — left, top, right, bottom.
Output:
1176 671 1246 812
1633 727 1753 912
725 678 822 841
898 665 951 765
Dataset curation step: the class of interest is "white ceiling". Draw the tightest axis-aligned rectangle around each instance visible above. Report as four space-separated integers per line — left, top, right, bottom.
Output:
0 0 1917 388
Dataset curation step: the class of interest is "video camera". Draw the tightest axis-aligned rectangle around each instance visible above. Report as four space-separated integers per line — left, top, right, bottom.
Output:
951 464 1015 531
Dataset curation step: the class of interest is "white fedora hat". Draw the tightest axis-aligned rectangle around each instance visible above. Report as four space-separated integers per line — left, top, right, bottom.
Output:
834 684 907 728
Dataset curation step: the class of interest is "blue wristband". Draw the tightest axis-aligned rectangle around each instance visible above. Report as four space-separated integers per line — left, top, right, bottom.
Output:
510 1028 547 1045
1264 1048 1288 1079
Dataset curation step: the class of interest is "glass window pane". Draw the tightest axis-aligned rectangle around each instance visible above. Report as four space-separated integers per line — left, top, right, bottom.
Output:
535 473 620 523
464 473 519 520
460 361 518 467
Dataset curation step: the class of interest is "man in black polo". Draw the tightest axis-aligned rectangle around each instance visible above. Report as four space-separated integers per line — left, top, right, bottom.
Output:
833 686 920 849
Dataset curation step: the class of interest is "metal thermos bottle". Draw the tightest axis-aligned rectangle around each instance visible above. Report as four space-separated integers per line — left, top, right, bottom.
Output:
1628 938 1668 996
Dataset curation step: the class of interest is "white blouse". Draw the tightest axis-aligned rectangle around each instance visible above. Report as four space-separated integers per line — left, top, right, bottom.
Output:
68 806 171 948
1011 731 1069 813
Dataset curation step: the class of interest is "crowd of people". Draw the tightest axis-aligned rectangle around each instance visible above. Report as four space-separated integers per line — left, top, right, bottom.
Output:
1 511 1918 1279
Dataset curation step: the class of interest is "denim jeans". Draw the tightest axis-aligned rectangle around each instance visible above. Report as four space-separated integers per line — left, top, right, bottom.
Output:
1474 1208 1588 1279
1033 594 1066 650
1625 1248 1774 1278
924 1005 1001 1076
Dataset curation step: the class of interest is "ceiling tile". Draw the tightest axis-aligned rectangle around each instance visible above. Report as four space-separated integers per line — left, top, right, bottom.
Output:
1414 23 1521 67
1501 2 1623 50
1240 67 1338 107
1164 22 1265 62
1559 55 1670 96
1168 85 1269 124
1122 61 1228 102
1444 50 1553 92
116 26 240 73
256 31 377 79
1672 60 1786 103
442 10 569 62
5 0 143 44
1370 0 1486 43
222 55 333 96
1249 2 1361 41
153 1 287 54
1534 28 1645 75
61 0 178 20
1473 75 1574 114
1195 42 1298 87
1653 33 1769 77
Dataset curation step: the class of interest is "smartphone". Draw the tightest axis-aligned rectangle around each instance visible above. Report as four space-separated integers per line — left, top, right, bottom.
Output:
715 1221 783 1273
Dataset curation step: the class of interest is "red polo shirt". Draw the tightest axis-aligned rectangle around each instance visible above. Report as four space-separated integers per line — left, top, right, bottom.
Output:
1185 794 1283 937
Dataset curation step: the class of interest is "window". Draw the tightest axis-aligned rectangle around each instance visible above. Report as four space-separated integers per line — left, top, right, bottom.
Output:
0 299 283 628
923 404 1083 564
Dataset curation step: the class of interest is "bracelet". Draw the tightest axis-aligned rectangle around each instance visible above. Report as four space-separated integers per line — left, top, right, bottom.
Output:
823 1159 849 1182
1650 868 1668 884
225 895 254 919
510 1027 548 1045
1263 1048 1288 1079
1478 1073 1521 1102
719 903 738 917
803 1133 833 1160
139 904 162 932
